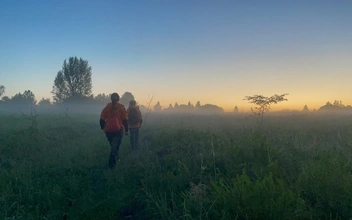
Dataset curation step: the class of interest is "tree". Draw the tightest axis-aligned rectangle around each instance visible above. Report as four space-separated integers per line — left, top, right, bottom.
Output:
11 90 37 105
1 96 10 103
174 102 179 108
187 101 194 111
38 98 52 106
0 85 5 98
153 101 162 111
52 57 92 103
319 100 347 111
94 93 111 104
234 106 239 113
302 105 309 112
120 92 135 107
198 104 224 114
333 100 344 108
195 101 201 109
243 93 289 124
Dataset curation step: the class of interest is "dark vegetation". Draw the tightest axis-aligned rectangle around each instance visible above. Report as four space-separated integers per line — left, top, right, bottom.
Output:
1 111 352 219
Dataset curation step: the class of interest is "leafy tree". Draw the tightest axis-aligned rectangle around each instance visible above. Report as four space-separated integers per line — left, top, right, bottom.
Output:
177 104 191 112
94 93 111 104
1 96 10 103
243 93 289 124
11 90 37 105
120 92 135 107
0 85 5 98
234 106 239 113
198 104 224 113
52 57 92 103
174 102 179 108
319 100 347 111
38 98 52 106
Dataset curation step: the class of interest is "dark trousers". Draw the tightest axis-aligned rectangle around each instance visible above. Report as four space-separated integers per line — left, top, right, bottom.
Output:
106 130 123 168
129 128 139 149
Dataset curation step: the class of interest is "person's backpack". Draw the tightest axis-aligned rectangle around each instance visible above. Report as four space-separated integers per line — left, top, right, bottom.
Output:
128 108 140 125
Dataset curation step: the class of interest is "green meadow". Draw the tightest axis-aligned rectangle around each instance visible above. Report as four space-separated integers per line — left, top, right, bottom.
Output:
1 111 352 219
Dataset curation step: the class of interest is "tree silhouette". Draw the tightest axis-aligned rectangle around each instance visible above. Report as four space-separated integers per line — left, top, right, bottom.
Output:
0 85 5 98
187 101 194 111
38 98 52 106
174 102 179 108
195 101 201 109
153 101 162 111
243 93 289 124
120 92 135 107
319 100 348 111
234 106 239 113
198 104 224 113
11 90 37 105
1 96 10 103
94 93 111 104
302 105 309 112
52 57 92 103
333 100 344 108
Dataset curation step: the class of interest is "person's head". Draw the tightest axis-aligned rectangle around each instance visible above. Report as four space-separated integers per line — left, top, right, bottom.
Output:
129 100 136 106
111 93 120 103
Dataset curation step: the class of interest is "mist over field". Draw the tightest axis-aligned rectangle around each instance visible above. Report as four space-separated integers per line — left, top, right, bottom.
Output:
1 0 352 219
1 106 352 219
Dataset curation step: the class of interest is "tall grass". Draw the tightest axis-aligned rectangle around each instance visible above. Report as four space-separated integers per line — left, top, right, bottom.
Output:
1 112 352 219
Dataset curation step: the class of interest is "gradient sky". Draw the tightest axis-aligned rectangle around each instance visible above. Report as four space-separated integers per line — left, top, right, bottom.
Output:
1 0 351 112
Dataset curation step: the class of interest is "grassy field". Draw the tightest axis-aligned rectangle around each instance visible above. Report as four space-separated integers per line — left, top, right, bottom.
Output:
1 111 352 219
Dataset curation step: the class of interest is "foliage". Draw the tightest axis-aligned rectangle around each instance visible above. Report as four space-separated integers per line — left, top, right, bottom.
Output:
94 93 111 104
243 93 289 124
1 96 10 102
38 98 52 106
9 90 37 105
0 85 5 97
52 57 92 103
319 100 350 111
119 92 135 107
1 113 352 219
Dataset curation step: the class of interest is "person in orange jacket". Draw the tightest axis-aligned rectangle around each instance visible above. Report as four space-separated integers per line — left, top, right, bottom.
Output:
127 100 143 149
99 93 128 169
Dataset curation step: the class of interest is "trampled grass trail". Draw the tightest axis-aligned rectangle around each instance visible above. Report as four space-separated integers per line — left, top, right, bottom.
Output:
1 112 352 219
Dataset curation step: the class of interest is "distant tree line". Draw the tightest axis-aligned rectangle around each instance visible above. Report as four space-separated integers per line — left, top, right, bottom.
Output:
0 56 227 114
148 101 224 114
1 56 351 114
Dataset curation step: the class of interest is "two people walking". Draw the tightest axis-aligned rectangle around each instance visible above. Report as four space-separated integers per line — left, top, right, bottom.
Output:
99 93 143 168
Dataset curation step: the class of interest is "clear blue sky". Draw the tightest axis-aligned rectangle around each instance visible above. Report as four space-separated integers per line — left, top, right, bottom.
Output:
1 0 351 111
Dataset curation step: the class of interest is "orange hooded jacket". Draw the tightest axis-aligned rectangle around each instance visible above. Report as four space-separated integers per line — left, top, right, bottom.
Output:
100 102 128 133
